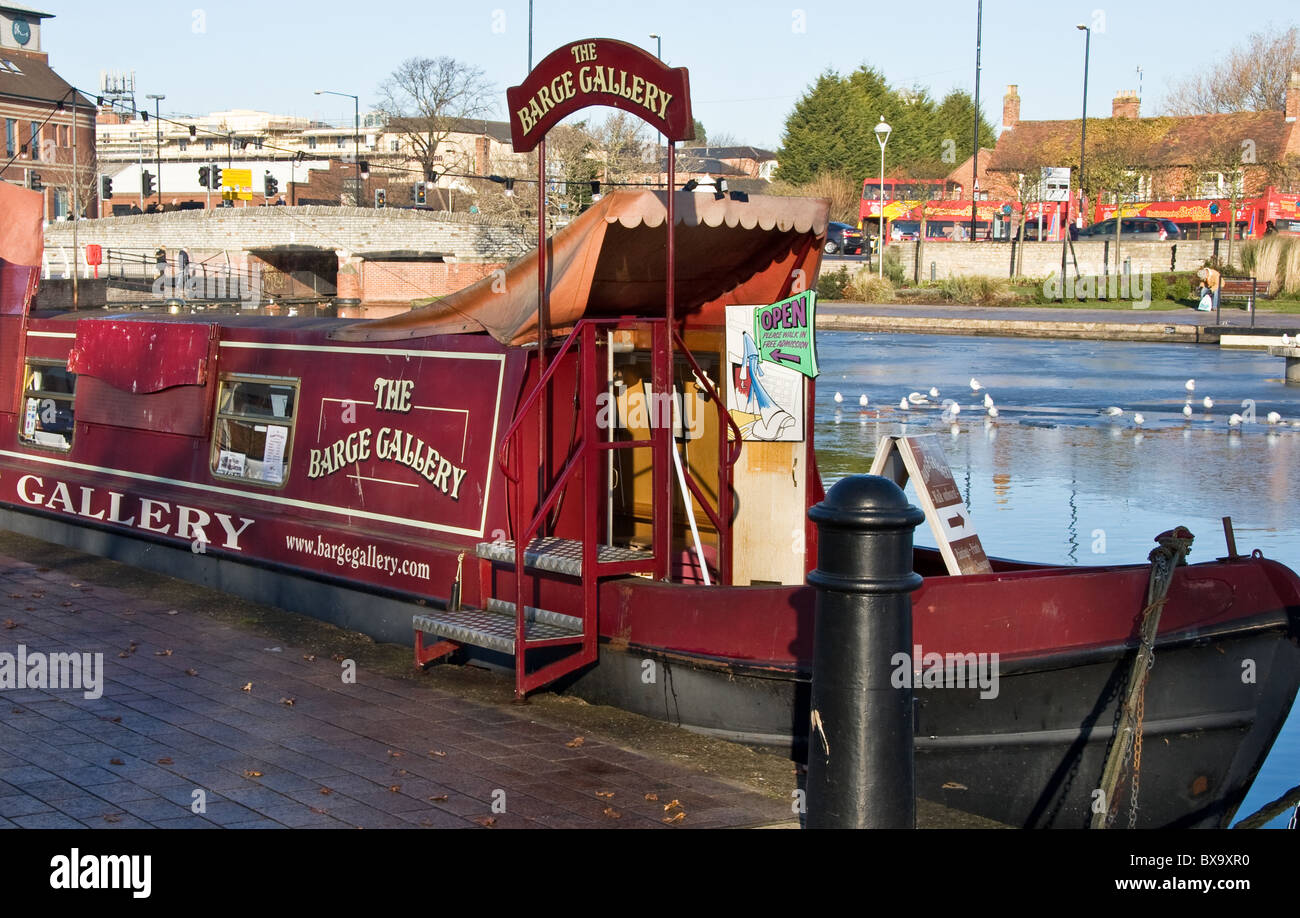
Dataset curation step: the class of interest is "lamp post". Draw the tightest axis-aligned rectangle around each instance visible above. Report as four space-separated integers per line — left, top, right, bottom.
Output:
146 93 164 207
969 0 982 243
874 117 892 278
1076 23 1091 234
316 89 360 206
650 34 663 187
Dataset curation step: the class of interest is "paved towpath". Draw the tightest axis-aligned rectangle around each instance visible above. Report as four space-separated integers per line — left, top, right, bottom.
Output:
0 552 792 830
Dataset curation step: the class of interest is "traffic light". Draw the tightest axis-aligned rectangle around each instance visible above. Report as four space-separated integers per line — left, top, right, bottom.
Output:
28 172 42 192
198 165 210 188
210 165 222 190
414 184 426 205
374 188 386 208
264 171 278 197
101 175 113 199
141 170 155 197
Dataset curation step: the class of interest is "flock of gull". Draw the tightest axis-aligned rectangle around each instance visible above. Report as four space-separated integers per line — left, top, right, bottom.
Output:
830 376 1299 432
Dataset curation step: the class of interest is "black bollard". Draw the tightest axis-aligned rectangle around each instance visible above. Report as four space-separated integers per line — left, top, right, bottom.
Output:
805 475 924 829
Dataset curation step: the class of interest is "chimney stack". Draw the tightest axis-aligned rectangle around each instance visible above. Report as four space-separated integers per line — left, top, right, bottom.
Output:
1287 70 1300 122
1002 85 1020 131
1112 90 1140 119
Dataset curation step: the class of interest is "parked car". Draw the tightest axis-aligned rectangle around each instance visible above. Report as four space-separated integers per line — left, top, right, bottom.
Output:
1079 217 1177 241
825 222 865 255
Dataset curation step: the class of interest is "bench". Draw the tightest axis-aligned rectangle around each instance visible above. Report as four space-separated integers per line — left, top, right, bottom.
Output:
1215 276 1270 327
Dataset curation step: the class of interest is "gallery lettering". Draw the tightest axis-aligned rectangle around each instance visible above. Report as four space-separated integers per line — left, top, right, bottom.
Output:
306 426 468 500
514 42 674 136
15 476 254 550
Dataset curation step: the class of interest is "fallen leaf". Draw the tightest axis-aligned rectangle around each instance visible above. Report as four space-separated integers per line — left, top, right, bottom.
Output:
117 651 130 658
941 781 968 790
241 682 253 692
109 758 124 766
396 769 409 776
644 793 659 802
103 813 122 824
595 791 615 799
603 807 622 819
663 812 686 824
663 799 682 812
3 619 18 630
279 697 295 706
153 649 173 657
309 806 328 815
476 816 497 828
70 582 81 587
243 770 263 778
8 593 22 599
302 654 316 662
60 601 72 607
319 787 334 796
157 757 174 765
331 653 346 662
428 750 446 758
165 609 178 616
9 707 21 714
388 784 402 793
100 716 122 723
387 749 403 758
428 795 449 803
185 668 198 677
565 736 585 748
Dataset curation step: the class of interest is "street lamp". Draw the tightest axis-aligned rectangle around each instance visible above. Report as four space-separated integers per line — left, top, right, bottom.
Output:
1076 24 1091 234
649 33 661 59
146 93 164 207
316 89 361 206
874 116 892 278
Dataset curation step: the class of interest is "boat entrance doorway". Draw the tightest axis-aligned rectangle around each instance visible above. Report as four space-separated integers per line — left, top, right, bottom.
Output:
248 246 338 303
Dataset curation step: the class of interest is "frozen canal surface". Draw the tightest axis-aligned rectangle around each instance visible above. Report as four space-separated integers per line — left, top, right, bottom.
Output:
814 332 1299 828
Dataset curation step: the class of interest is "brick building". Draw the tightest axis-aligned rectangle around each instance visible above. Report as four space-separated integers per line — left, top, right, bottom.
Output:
988 75 1300 220
0 3 97 220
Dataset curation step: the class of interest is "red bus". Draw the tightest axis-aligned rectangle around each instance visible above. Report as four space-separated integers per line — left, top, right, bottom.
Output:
860 178 1071 243
1091 186 1300 240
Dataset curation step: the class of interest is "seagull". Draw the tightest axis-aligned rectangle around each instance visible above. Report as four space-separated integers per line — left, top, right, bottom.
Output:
948 402 962 416
970 378 983 392
1282 333 1296 347
833 391 843 404
858 394 869 408
1185 379 1195 392
983 393 994 409
929 386 940 398
907 391 929 405
1183 404 1193 418
1229 414 1243 426
987 406 999 418
1104 407 1123 417
899 397 909 410
1134 413 1145 426
1267 411 1282 425
1202 396 1214 410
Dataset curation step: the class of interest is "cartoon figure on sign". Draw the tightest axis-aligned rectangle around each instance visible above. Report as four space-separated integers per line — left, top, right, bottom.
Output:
732 332 795 440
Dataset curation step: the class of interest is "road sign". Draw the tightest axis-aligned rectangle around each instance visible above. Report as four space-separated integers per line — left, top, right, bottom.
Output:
753 290 819 378
870 434 992 575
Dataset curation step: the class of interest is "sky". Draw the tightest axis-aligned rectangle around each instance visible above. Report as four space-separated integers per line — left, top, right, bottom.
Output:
32 0 1300 150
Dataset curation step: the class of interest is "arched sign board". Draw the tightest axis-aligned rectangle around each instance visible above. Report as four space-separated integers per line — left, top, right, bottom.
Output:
507 39 694 153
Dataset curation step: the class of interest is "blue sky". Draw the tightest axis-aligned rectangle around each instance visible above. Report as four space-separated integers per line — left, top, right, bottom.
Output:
35 0 1300 149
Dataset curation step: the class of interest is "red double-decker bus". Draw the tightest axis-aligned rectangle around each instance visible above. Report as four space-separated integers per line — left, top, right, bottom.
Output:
1091 186 1300 239
859 178 1071 242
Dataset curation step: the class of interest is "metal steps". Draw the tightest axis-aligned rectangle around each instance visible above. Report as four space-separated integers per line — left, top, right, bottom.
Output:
413 599 583 656
476 536 653 577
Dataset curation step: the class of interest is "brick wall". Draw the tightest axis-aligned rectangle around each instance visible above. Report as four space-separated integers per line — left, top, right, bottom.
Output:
896 239 1223 281
361 261 502 305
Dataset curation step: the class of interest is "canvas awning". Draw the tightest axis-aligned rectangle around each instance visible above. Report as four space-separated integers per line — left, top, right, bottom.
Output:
330 189 829 346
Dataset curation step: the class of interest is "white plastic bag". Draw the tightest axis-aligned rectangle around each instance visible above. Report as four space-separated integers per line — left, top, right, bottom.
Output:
1198 293 1214 311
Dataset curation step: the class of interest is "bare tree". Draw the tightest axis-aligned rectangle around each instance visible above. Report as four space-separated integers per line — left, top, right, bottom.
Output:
376 57 496 183
1164 25 1300 114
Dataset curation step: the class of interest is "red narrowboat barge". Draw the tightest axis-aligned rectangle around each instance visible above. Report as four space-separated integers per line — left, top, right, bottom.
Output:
4 34 1300 826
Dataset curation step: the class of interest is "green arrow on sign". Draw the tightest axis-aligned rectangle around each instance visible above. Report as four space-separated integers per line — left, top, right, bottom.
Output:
754 290 819 378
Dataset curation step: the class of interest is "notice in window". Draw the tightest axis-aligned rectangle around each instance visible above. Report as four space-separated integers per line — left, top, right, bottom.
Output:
217 450 246 478
262 425 288 483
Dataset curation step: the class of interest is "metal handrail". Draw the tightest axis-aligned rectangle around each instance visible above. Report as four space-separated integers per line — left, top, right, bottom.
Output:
672 326 743 467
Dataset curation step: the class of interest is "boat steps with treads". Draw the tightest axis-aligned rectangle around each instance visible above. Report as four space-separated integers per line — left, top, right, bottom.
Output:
475 536 655 577
413 598 583 656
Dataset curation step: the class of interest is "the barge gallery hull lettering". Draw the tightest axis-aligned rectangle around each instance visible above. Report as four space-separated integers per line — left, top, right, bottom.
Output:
308 427 469 499
14 476 254 550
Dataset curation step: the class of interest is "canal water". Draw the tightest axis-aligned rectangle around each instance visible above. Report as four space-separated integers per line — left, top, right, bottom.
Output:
814 332 1299 828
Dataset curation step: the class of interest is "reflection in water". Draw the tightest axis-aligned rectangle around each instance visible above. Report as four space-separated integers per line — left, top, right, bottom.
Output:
812 332 1300 827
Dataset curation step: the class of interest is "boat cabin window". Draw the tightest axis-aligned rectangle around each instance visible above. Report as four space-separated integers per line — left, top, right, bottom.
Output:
19 360 77 451
211 375 298 487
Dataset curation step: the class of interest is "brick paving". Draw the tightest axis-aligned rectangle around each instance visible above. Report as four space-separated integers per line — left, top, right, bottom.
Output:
0 555 791 829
